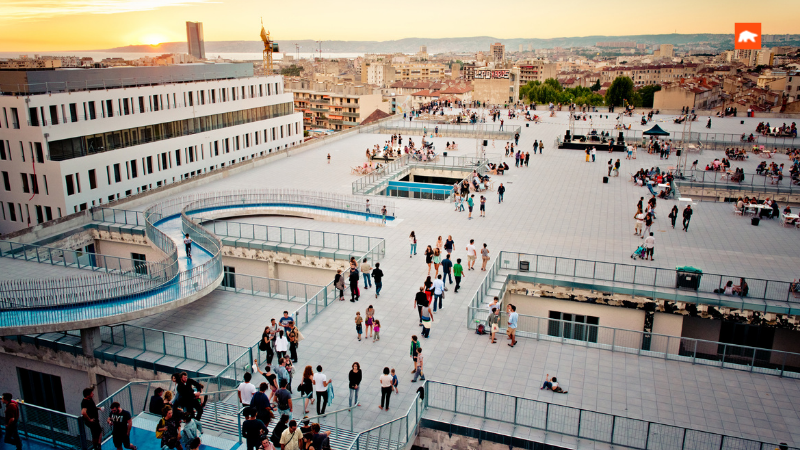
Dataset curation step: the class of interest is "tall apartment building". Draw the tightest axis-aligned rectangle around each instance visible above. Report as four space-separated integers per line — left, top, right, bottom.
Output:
491 43 505 62
785 72 800 102
516 60 558 83
286 80 389 131
660 45 674 58
0 63 302 234
363 62 397 87
186 22 206 60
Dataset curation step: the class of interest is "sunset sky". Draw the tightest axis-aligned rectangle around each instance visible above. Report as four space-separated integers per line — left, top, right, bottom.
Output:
1 0 798 52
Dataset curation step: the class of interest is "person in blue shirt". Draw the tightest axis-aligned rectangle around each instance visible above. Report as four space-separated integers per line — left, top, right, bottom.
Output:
506 304 518 347
279 311 293 333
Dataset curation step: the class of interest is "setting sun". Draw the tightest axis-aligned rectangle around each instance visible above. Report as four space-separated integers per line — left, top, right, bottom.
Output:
141 34 167 46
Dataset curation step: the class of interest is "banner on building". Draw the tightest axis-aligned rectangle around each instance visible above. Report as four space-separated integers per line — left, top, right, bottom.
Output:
474 69 510 80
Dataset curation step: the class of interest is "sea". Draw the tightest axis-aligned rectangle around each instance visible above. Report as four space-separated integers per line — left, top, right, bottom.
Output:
0 51 365 61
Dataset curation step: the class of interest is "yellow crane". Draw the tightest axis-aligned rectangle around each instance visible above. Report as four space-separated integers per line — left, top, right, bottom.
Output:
260 18 278 72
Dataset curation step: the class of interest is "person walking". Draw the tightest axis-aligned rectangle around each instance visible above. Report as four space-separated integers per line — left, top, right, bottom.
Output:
479 195 486 217
274 381 292 419
348 363 362 407
180 413 203 450
585 148 590 162
327 153 330 164
184 233 193 259
432 275 444 312
614 159 621 177
313 366 331 416
424 245 434 275
668 205 679 229
441 254 453 289
467 195 475 219
506 304 518 347
533 140 538 154
365 305 375 339
381 205 387 224
420 301 434 338
409 231 417 257
480 243 490 271
334 270 345 301
287 322 299 363
81 387 104 450
486 304 505 344
607 159 613 176
466 239 477 270
644 232 655 261
409 336 421 374
682 205 693 232
348 264 360 302
497 183 505 203
2 394 22 450
525 151 530 166
414 287 428 325
372 263 384 298
379 368 393 411
515 151 521 167
633 209 644 236
241 408 268 450
249 383 272 427
411 349 426 382
298 366 314 414
238 372 257 407
279 420 302 450
591 147 596 162
642 213 653 238
360 258 372 290
444 235 454 256
539 140 544 154
373 320 381 342
453 258 464 293
355 312 363 341
433 248 442 277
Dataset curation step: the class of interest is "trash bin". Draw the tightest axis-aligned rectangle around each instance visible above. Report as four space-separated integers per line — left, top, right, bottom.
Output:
443 151 448 157
676 266 702 290
751 217 760 226
519 261 530 272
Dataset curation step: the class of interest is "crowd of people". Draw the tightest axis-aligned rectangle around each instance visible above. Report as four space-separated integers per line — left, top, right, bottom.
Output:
756 122 797 138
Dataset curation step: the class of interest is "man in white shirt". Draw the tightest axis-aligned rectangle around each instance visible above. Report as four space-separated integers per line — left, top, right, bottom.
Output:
634 211 645 236
643 232 655 261
237 372 256 406
466 239 477 271
313 365 331 415
432 275 445 312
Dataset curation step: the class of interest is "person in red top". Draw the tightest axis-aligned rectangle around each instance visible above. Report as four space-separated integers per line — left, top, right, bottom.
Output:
3 393 22 450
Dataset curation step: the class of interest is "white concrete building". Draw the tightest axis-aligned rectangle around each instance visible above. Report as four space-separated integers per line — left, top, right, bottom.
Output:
0 63 302 234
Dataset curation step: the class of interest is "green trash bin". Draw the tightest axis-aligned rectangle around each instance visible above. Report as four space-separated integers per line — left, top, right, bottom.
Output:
676 266 703 290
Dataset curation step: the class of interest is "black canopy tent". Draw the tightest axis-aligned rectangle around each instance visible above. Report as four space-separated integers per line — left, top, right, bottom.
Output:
643 124 671 136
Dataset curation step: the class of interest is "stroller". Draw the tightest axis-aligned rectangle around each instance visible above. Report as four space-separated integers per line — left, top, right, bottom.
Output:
631 245 647 260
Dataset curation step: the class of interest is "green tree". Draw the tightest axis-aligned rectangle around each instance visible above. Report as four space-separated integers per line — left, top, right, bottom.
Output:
590 79 601 92
280 65 304 77
637 85 662 108
605 76 635 107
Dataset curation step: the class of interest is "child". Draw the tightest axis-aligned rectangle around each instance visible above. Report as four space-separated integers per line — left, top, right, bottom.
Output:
411 348 425 382
390 368 399 394
373 320 381 342
355 312 363 341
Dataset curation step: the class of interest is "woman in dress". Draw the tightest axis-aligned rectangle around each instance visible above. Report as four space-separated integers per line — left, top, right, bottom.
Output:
444 236 454 256
300 365 314 414
424 245 434 275
365 305 375 339
433 248 442 278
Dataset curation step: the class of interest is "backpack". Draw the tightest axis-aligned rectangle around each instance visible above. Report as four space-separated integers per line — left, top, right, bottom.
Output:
476 324 486 335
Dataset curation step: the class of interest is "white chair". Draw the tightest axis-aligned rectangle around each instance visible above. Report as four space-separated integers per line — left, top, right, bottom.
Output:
733 206 743 216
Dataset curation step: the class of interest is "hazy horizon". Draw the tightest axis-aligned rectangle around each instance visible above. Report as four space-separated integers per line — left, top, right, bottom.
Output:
1 0 798 52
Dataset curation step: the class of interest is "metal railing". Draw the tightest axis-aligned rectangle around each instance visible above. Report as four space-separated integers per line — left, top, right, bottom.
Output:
203 220 385 261
425 381 799 450
0 243 178 312
468 309 800 379
352 154 489 197
182 189 396 223
676 169 800 198
0 401 87 450
347 381 426 450
91 209 147 226
98 324 249 374
377 121 520 139
571 126 800 151
496 251 796 303
219 273 325 302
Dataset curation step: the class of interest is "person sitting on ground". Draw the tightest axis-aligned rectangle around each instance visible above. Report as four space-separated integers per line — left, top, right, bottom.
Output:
540 374 567 394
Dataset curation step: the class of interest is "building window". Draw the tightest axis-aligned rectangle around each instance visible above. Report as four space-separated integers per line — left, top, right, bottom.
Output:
113 163 121 183
21 174 30 193
132 252 148 275
30 174 38 194
18 368 66 413
10 108 20 129
89 169 97 189
222 266 236 288
547 311 599 342
29 107 39 126
35 142 44 163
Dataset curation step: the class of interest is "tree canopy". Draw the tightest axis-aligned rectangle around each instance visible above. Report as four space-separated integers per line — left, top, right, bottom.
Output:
604 76 635 107
519 78 605 106
636 85 662 108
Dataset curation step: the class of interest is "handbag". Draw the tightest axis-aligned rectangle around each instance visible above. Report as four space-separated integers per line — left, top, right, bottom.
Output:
259 340 268 351
296 329 304 342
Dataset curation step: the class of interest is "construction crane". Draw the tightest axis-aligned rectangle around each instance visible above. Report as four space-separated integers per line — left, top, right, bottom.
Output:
260 18 278 73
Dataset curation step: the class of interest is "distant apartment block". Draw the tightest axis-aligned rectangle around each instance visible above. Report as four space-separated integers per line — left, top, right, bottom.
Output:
600 64 699 86
186 21 206 60
392 62 448 81
516 60 558 84
595 41 637 48
286 80 389 131
490 43 505 62
0 63 301 234
653 78 722 111
363 62 397 87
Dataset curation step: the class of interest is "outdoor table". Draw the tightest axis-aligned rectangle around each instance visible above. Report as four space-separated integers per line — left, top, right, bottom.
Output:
658 184 669 188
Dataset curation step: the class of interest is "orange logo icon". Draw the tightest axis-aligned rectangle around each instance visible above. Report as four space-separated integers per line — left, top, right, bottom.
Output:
735 23 761 50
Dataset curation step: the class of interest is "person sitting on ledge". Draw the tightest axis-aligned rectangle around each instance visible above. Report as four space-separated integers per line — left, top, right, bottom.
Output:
541 374 568 394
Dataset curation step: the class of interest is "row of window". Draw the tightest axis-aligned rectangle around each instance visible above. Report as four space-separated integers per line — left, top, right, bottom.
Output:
2 201 60 225
66 142 300 214
0 140 45 163
48 102 294 161
26 82 283 126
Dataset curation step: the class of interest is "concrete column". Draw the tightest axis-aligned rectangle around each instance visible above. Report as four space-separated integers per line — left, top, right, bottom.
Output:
80 327 101 358
267 260 277 279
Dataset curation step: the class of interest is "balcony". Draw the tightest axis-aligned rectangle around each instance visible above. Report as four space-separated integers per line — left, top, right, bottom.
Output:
311 98 331 104
310 107 328 112
328 119 344 125
341 112 359 118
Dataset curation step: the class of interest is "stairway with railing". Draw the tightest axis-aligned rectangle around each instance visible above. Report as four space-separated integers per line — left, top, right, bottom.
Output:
0 190 389 335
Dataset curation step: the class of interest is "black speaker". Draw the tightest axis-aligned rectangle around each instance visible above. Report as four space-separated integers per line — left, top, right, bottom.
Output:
603 176 609 183
740 120 744 124
618 132 624 141
566 130 571 138
526 123 529 127
483 140 488 146
751 217 760 226
676 149 682 157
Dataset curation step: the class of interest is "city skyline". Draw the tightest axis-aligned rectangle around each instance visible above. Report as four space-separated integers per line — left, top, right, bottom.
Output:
1 0 799 52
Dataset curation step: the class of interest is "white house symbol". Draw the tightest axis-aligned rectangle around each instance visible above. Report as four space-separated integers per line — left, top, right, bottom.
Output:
738 30 758 43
